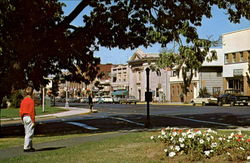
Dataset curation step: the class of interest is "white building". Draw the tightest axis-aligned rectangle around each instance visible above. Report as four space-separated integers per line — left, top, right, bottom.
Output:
222 28 250 95
128 49 171 102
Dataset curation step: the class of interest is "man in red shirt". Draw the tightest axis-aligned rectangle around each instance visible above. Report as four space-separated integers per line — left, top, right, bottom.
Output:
20 86 36 152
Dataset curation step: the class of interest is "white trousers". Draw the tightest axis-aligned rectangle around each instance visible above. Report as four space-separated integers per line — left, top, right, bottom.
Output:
23 116 35 150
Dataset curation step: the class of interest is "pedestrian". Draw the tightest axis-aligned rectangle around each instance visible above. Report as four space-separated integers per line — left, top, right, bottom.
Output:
20 86 36 152
88 94 93 112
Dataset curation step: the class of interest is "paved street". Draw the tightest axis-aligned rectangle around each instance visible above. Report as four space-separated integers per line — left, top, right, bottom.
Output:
1 103 250 137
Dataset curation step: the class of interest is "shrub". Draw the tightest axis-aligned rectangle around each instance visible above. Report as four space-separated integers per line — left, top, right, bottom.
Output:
10 90 23 108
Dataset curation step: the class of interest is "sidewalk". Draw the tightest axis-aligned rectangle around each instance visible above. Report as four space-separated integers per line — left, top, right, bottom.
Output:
1 107 92 123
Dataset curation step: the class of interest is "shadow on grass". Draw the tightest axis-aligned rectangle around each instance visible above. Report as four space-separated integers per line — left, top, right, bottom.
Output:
36 146 65 152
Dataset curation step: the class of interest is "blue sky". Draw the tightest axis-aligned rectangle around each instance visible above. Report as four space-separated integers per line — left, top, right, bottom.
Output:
61 1 250 64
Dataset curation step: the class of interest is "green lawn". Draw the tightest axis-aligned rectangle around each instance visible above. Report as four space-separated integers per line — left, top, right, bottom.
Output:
0 106 68 119
1 130 249 163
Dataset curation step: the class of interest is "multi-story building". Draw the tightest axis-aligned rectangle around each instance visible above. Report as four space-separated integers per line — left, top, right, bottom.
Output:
111 64 129 97
92 64 113 96
222 28 250 95
170 48 224 102
128 49 171 102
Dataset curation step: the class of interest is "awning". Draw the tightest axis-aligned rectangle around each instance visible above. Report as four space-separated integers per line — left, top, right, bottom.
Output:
111 90 128 96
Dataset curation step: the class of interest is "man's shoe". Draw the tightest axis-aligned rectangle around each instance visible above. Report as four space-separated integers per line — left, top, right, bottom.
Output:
24 148 35 152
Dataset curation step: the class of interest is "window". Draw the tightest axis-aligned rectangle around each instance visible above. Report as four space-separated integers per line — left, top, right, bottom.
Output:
232 53 236 63
156 88 159 97
113 77 117 82
228 78 243 92
217 72 222 77
240 52 244 62
172 70 179 77
138 71 141 81
225 54 229 63
213 87 221 96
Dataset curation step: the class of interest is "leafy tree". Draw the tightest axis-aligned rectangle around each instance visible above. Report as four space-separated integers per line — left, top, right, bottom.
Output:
0 0 249 106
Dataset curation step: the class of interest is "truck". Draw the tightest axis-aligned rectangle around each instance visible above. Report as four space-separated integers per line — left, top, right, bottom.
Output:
217 89 250 106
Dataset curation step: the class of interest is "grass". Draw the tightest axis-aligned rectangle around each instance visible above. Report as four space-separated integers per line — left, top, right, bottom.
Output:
1 129 249 163
0 106 68 119
0 133 100 149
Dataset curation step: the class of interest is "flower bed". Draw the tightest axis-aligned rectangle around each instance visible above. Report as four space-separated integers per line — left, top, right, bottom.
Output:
151 127 250 162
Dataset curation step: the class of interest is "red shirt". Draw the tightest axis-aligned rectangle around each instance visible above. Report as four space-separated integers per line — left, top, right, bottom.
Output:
20 97 35 123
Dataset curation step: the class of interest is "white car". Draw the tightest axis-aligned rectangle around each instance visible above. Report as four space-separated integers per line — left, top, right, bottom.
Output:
102 96 113 103
191 95 217 106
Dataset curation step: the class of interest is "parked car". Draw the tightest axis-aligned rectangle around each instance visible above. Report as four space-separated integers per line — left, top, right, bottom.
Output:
102 96 113 103
217 89 250 106
113 97 121 104
191 95 217 106
120 96 139 104
80 97 89 103
93 96 102 103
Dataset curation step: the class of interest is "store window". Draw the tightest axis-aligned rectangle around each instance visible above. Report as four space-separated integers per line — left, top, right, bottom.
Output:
228 78 243 92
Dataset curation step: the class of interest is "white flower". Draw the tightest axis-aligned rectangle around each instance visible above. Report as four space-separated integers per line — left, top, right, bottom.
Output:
161 130 166 135
199 139 204 144
172 132 177 136
179 138 185 143
240 147 245 151
188 133 194 139
247 156 250 160
169 146 174 150
207 137 211 142
175 146 180 151
207 129 213 133
204 150 210 156
218 137 223 141
211 142 217 148
164 149 168 153
169 152 176 157
227 152 231 156
150 136 154 140
180 144 185 148
181 132 187 137
196 131 202 135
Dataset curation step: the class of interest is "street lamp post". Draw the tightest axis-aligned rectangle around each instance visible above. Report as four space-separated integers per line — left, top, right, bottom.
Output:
145 67 151 128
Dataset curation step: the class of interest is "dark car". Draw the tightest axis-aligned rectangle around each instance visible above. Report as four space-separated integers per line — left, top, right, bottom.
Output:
217 89 250 106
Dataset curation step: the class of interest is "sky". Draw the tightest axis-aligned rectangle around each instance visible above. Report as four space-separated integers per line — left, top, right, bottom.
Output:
61 1 250 64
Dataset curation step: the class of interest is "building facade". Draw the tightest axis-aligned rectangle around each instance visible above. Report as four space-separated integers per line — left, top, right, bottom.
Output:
170 48 224 102
110 64 129 97
128 49 171 102
222 28 250 95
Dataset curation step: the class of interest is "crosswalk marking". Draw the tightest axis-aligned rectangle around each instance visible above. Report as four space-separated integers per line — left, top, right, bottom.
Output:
111 117 144 126
66 122 99 130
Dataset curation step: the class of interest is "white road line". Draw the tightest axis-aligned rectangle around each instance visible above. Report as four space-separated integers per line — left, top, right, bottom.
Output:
111 117 144 126
172 116 236 127
66 122 99 130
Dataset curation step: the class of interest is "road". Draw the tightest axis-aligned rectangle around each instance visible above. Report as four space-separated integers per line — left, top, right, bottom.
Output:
1 103 250 137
